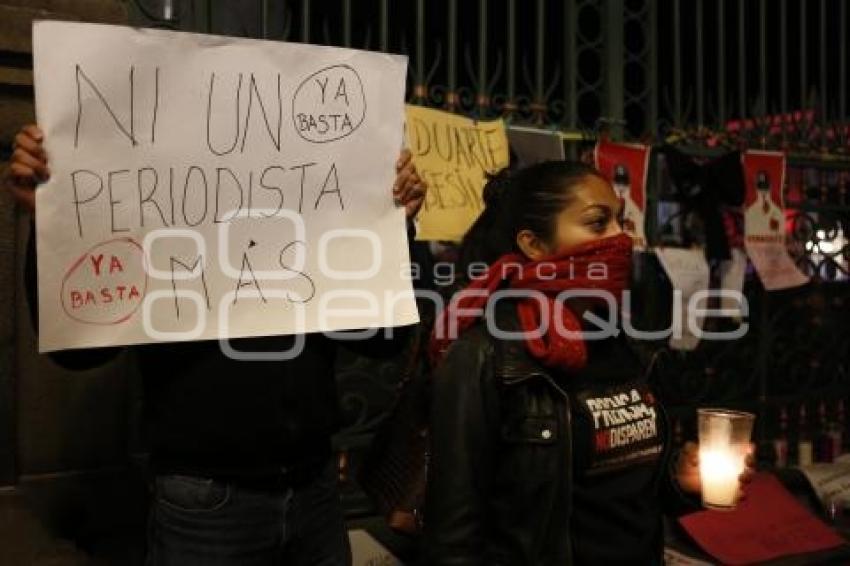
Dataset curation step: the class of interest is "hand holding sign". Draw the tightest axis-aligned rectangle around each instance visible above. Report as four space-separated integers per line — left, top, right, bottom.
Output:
5 125 49 213
393 148 427 219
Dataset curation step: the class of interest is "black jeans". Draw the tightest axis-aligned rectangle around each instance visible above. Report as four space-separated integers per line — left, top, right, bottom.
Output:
146 461 351 565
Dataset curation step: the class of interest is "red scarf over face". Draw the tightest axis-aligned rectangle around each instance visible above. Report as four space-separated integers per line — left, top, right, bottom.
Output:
429 232 633 372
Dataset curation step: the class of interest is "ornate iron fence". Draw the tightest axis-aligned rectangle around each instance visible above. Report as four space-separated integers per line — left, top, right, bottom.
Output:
131 0 849 142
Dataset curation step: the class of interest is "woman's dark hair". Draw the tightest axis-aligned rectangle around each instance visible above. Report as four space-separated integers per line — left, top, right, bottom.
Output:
457 160 607 272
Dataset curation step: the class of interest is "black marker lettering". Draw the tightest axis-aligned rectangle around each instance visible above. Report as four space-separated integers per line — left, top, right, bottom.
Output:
151 67 160 144
168 166 176 225
290 162 316 214
206 72 243 156
279 240 316 303
138 167 168 228
169 255 210 319
108 169 130 233
71 169 104 238
234 252 267 304
315 76 329 103
182 166 209 226
74 64 137 148
314 163 343 210
259 166 286 218
240 73 282 153
214 167 245 223
432 122 453 161
334 77 349 105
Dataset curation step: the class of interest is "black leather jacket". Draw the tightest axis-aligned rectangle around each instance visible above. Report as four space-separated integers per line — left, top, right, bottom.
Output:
423 302 697 565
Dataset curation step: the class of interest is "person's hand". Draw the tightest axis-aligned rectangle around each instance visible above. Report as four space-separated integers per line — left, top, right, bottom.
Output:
393 148 426 219
675 441 756 501
3 124 49 214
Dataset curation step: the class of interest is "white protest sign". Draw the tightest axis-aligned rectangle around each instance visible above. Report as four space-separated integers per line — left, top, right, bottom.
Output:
33 21 417 352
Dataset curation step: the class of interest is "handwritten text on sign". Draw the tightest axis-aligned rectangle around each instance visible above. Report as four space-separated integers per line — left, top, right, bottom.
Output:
33 21 417 352
405 105 509 242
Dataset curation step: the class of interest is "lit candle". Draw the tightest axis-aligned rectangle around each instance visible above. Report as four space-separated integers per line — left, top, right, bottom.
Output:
699 447 744 509
697 408 754 510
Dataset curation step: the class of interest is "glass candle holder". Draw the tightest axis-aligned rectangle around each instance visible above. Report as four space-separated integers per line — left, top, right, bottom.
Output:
698 408 755 510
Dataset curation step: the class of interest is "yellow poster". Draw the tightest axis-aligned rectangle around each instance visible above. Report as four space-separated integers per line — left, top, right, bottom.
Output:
405 105 509 241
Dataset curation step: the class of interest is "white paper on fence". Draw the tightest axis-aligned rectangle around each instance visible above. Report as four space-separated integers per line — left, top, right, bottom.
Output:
745 241 809 291
33 21 417 352
348 529 404 566
506 126 565 168
654 247 710 351
718 248 747 318
799 463 850 507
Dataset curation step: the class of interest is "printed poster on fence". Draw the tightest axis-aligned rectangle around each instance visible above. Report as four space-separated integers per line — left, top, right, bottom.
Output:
33 20 418 352
405 105 509 242
741 150 809 291
594 140 650 249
